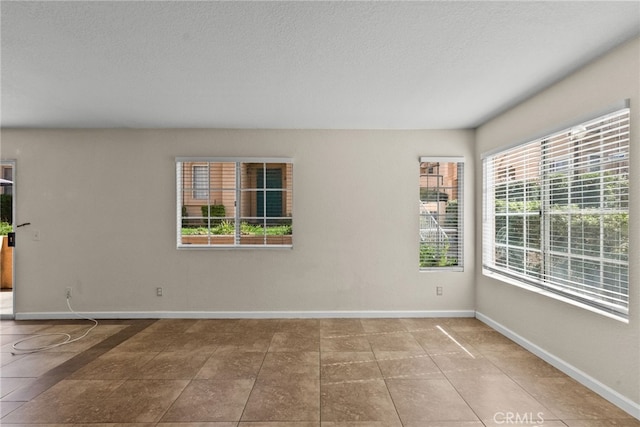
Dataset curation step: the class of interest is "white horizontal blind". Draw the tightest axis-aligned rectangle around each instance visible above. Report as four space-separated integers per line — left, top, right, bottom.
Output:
483 108 630 318
176 158 293 248
419 158 464 271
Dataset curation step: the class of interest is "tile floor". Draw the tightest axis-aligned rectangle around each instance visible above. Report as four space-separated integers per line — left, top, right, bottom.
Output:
0 317 638 426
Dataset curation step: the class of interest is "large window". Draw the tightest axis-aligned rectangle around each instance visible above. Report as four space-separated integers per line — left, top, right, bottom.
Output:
483 108 630 319
177 158 293 248
419 157 464 271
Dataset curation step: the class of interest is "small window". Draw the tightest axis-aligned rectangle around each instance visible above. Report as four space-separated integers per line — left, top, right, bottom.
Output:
419 157 464 271
177 158 293 248
192 165 209 200
482 107 630 319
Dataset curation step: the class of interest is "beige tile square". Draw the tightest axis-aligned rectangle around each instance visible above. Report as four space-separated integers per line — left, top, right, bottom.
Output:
0 323 51 335
321 422 402 427
41 332 112 353
0 352 77 378
375 352 444 380
0 401 25 419
360 319 408 334
321 335 372 352
241 423 319 427
367 332 424 354
161 379 254 422
447 374 555 421
400 318 444 331
403 422 484 427
562 420 640 427
1 379 124 423
242 379 320 422
165 332 219 353
483 420 567 427
411 327 475 355
69 351 158 380
386 379 480 422
320 379 401 423
258 351 319 382
442 318 495 332
236 319 281 334
516 377 632 420
83 379 190 423
454 330 523 352
431 352 502 379
136 350 210 379
142 319 199 334
0 377 35 399
321 352 381 384
483 350 565 379
196 349 265 380
185 319 243 334
0 350 26 367
160 423 237 427
114 332 177 352
320 319 366 337
216 333 273 352
277 319 320 334
269 332 319 352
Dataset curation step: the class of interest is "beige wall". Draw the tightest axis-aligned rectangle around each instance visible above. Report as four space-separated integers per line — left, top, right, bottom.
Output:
475 37 639 409
0 129 475 316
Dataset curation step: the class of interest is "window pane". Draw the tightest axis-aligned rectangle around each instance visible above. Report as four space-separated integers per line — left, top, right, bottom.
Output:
177 159 292 248
192 165 208 200
419 160 463 270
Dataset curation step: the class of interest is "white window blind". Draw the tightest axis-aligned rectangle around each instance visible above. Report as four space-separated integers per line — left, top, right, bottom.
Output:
177 158 293 248
419 157 464 271
483 108 630 318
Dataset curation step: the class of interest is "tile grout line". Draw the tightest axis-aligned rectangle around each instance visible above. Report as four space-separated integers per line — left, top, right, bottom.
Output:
151 330 221 424
236 329 275 424
366 318 405 427
318 340 322 426
490 356 564 422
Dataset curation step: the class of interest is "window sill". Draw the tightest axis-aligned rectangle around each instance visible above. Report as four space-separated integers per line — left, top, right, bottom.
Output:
420 267 464 272
178 244 293 250
482 268 629 324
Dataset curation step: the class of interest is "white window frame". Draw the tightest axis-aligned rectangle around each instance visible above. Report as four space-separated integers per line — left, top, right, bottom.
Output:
482 106 630 321
177 157 293 249
419 156 464 271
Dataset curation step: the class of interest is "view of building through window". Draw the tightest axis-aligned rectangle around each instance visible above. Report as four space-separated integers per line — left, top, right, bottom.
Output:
419 158 464 270
177 159 293 248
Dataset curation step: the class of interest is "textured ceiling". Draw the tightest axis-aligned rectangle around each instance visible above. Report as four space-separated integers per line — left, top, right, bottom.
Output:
1 1 639 129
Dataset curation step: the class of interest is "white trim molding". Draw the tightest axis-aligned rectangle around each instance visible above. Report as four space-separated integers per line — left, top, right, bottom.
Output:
476 312 640 420
15 310 476 320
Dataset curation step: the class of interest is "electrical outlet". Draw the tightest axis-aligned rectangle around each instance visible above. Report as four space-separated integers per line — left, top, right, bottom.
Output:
65 287 72 299
156 287 163 297
436 286 443 296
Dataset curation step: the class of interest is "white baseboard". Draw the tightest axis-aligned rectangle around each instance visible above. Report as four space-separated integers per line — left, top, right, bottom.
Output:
14 309 476 320
476 312 640 420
